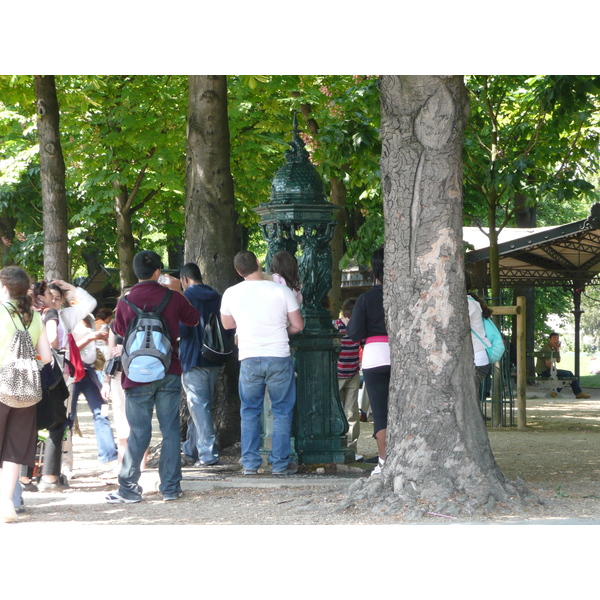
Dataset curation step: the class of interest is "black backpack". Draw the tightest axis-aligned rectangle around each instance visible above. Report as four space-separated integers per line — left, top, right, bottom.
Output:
121 290 173 383
202 312 233 365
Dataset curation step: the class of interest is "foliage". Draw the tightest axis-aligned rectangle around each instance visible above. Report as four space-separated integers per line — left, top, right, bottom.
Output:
227 75 381 265
463 75 600 232
3 74 600 293
580 287 600 348
0 75 188 275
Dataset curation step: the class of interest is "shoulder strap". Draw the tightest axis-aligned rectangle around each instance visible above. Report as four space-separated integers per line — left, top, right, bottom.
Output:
121 296 142 316
155 289 173 315
471 325 491 349
2 302 29 331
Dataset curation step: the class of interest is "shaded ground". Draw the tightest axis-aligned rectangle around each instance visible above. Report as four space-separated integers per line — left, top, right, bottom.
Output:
8 383 600 526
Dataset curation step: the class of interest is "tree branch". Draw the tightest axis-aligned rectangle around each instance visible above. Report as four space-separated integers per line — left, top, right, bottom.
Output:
124 147 156 213
130 185 162 214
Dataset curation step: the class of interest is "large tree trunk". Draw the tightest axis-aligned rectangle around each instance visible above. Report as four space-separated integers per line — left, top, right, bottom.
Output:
184 75 240 448
345 76 532 520
35 75 69 280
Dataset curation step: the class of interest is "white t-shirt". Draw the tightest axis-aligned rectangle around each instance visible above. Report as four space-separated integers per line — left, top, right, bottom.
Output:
468 295 490 367
220 280 300 360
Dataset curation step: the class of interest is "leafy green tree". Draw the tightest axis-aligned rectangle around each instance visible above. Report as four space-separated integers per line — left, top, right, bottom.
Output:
1 75 188 285
464 75 600 301
61 75 187 288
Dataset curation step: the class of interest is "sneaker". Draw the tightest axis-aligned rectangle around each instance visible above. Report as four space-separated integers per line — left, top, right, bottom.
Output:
38 478 69 492
576 392 591 399
105 491 142 504
354 454 364 462
272 461 298 475
14 502 25 515
194 460 220 468
0 499 18 523
370 458 385 477
359 410 368 423
163 491 183 502
21 481 38 492
243 468 258 475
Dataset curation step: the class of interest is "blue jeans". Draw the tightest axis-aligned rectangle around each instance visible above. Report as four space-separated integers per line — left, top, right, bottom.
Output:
181 366 220 464
239 356 296 471
71 367 118 463
12 480 22 509
539 369 583 395
118 374 182 500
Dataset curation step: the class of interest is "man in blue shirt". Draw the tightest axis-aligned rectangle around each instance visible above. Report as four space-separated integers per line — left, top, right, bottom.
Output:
179 263 223 467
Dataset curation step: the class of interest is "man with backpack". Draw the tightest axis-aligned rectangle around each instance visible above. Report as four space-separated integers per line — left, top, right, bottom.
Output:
179 262 223 468
106 251 199 504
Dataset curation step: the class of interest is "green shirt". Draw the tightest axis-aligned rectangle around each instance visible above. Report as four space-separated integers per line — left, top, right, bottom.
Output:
536 342 560 374
0 302 43 366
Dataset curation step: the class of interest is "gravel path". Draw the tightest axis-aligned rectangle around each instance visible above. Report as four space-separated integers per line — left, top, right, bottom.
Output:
8 383 600 527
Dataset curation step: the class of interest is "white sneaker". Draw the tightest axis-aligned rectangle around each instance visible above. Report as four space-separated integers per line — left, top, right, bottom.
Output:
371 458 385 477
0 499 18 523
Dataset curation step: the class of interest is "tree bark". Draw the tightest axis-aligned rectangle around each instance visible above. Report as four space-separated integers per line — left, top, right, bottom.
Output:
184 75 240 448
346 76 532 520
35 75 69 280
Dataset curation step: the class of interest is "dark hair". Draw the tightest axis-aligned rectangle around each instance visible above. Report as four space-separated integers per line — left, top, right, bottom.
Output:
96 307 113 321
549 332 560 339
465 272 492 319
180 262 203 283
371 246 384 284
1 266 34 326
234 251 260 278
31 279 49 311
270 251 300 292
133 250 163 280
341 297 356 318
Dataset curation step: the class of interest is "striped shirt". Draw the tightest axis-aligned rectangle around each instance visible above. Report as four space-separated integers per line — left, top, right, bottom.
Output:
334 318 361 378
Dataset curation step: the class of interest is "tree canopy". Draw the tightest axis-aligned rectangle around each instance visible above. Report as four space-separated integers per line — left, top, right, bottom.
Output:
1 74 599 320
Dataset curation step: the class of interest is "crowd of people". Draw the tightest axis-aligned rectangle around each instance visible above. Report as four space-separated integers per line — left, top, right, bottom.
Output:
5 243 556 523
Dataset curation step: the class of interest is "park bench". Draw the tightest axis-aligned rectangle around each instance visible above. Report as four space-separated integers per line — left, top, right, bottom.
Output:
527 350 576 397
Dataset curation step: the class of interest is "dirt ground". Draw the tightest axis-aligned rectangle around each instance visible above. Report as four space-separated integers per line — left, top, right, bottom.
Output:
8 383 600 527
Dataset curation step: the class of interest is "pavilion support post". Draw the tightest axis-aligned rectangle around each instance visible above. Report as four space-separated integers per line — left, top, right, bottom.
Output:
573 287 583 381
516 296 526 430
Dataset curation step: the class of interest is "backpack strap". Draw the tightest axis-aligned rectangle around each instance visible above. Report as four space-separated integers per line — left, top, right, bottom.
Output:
1 303 30 331
471 325 491 349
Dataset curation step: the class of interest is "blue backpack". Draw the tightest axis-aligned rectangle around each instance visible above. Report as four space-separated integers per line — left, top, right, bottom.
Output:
472 317 505 364
121 290 173 383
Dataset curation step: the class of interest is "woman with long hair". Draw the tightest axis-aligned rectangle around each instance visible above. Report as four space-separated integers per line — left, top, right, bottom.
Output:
0 266 52 522
269 250 303 305
346 246 389 476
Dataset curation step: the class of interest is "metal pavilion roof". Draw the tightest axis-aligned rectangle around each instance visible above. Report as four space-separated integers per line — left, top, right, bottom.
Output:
465 203 600 288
